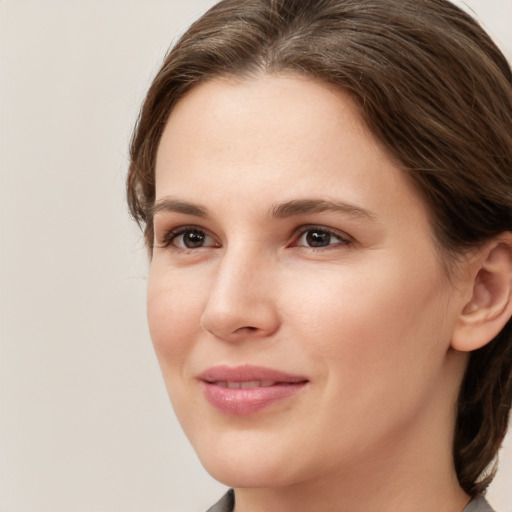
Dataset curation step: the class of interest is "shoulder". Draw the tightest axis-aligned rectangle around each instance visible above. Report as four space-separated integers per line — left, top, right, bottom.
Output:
205 489 234 512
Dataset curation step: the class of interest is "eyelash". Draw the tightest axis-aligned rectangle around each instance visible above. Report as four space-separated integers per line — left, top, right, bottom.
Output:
158 225 353 251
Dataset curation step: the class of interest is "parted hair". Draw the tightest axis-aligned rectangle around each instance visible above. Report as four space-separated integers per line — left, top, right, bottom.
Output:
127 0 512 497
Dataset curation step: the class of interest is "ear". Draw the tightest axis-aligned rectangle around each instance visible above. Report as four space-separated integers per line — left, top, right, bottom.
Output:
451 234 512 352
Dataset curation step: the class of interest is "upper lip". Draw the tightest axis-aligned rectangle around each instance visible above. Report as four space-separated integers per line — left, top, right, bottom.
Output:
198 364 308 384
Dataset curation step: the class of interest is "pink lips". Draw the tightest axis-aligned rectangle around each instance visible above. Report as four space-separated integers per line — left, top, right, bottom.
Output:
198 365 308 415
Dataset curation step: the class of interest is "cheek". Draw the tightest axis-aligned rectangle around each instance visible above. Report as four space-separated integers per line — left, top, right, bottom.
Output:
282 258 453 389
146 267 206 369
278 262 455 453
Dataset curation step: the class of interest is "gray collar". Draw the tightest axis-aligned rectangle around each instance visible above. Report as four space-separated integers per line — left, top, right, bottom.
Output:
462 496 495 512
205 491 494 512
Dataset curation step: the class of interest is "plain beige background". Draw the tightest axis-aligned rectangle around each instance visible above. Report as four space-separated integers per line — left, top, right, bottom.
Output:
1 1 511 511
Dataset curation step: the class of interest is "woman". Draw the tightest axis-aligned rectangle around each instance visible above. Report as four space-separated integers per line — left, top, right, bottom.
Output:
127 0 512 510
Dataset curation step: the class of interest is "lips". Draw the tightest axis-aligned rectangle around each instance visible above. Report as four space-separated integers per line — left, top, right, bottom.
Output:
198 365 309 415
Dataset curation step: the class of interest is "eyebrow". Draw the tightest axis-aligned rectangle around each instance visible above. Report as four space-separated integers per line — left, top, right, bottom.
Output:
271 199 376 220
152 198 209 218
151 197 376 221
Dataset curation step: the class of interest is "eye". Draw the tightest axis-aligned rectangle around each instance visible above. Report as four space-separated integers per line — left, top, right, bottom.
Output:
163 227 219 250
294 227 351 249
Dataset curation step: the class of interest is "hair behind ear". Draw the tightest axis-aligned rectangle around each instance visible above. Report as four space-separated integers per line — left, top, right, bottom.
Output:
451 234 512 495
454 320 512 495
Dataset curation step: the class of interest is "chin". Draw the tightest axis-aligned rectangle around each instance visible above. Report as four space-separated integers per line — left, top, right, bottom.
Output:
192 432 305 489
202 456 294 489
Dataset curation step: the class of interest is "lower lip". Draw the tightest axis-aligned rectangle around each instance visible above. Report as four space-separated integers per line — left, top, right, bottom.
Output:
202 381 308 415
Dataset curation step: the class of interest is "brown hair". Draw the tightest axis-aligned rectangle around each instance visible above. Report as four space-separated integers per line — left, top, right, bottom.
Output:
127 0 512 497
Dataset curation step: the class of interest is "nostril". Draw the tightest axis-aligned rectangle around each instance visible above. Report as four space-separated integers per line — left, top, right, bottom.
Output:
200 299 280 340
234 326 258 333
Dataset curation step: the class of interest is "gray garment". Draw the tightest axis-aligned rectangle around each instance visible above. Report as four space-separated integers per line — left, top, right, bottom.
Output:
205 489 234 512
205 490 495 512
463 496 495 512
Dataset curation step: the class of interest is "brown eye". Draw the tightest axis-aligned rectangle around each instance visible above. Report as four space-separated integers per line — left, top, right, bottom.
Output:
305 230 332 247
295 227 351 248
171 229 217 249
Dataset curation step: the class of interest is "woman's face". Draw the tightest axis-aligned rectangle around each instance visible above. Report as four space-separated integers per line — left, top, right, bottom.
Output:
148 74 468 489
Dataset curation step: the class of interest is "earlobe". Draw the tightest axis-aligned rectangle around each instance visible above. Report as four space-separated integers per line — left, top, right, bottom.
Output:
451 235 512 352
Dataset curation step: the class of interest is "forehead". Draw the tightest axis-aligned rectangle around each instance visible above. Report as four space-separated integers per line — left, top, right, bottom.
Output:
159 76 385 177
163 73 364 144
155 74 418 217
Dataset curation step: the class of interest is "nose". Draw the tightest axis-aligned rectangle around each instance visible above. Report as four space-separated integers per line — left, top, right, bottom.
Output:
199 248 280 342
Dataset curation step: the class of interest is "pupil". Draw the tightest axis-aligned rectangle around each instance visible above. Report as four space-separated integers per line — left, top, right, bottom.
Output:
184 230 205 248
306 230 329 247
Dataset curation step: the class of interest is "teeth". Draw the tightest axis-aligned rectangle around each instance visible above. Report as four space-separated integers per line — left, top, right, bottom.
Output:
214 380 276 389
240 380 263 389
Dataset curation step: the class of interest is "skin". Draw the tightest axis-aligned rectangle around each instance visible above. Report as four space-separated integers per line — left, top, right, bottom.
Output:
148 74 474 512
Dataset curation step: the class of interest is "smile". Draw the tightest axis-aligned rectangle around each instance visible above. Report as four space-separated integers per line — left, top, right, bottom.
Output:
199 365 309 415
